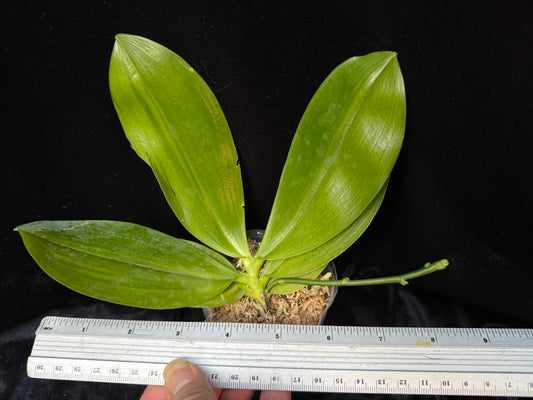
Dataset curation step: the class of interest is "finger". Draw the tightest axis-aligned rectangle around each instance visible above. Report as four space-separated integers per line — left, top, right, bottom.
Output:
218 389 255 400
140 385 166 400
163 359 217 400
259 390 292 400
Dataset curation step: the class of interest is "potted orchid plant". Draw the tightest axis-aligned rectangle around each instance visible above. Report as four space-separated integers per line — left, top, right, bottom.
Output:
15 34 447 323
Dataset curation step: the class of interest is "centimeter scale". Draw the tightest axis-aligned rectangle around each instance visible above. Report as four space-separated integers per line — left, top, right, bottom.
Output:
28 316 533 397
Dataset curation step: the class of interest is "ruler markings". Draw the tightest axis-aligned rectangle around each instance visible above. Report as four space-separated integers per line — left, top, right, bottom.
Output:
27 357 533 396
27 316 533 396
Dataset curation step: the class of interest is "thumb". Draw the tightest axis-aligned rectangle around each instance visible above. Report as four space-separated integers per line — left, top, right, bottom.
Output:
163 360 217 400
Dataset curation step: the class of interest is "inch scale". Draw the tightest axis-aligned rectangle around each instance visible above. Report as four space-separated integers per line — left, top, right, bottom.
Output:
28 316 533 397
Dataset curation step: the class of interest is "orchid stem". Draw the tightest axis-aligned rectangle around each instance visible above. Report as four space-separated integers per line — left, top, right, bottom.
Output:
265 259 449 301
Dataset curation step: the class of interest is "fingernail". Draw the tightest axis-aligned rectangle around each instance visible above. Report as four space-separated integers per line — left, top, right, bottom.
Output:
163 359 195 396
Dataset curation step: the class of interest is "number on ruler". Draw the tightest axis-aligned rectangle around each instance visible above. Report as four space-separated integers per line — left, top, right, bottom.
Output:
29 317 533 395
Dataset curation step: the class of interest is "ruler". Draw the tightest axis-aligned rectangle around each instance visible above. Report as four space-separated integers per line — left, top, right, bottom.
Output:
28 316 533 397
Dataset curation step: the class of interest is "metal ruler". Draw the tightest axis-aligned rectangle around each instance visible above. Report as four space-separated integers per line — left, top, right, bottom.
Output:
28 316 533 397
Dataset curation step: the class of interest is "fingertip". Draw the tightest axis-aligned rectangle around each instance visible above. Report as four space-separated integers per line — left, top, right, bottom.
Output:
163 359 216 400
163 360 196 396
163 360 193 379
140 385 166 400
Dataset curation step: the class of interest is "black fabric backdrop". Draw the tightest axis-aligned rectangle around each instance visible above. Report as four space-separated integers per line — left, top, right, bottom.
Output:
1 1 532 399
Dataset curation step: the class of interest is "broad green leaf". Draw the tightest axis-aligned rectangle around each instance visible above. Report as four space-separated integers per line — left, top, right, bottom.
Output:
109 34 249 258
15 220 238 309
257 52 405 259
263 182 387 277
198 283 247 307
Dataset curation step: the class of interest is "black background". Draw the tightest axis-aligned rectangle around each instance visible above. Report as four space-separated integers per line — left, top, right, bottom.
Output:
1 1 532 399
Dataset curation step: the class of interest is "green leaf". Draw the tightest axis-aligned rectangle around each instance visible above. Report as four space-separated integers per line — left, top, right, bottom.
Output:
263 182 387 277
109 34 249 258
15 220 238 309
257 52 405 259
198 283 247 307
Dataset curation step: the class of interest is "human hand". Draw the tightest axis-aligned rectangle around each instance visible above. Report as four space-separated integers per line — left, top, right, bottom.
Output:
140 359 291 400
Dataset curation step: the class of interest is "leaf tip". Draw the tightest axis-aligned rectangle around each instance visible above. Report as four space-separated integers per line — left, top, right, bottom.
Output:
114 33 131 43
13 222 31 233
113 33 143 52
